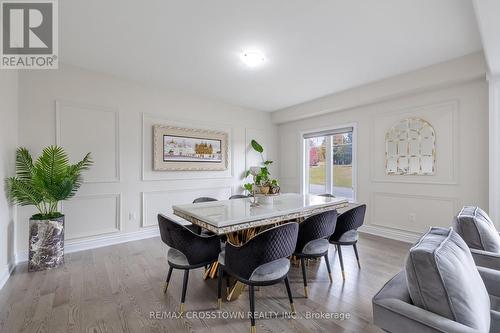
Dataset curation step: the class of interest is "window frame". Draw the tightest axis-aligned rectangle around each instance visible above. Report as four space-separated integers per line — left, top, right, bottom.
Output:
300 123 357 202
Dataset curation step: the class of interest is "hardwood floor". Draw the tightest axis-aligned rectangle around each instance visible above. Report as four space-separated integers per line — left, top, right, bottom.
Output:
0 234 410 333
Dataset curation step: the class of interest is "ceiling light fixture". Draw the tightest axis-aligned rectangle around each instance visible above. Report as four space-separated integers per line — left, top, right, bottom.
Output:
240 50 265 68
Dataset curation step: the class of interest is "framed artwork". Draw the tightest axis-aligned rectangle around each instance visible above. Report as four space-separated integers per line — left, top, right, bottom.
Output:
153 124 229 171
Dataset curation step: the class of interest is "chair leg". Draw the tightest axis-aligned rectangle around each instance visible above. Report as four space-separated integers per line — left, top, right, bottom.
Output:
283 276 295 314
226 274 231 295
337 245 345 280
217 265 223 309
353 243 361 269
163 266 173 293
180 269 189 314
324 253 332 283
300 257 308 298
249 285 256 333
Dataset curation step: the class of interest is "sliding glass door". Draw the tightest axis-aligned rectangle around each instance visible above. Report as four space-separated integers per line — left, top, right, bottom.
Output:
304 127 355 200
331 131 353 199
306 136 328 194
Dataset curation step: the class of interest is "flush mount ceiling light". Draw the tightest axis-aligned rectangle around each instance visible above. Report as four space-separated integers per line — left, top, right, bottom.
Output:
240 50 266 68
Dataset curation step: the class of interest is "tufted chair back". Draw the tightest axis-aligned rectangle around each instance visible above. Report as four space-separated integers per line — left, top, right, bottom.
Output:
295 210 337 253
224 222 298 280
157 214 220 265
330 204 366 242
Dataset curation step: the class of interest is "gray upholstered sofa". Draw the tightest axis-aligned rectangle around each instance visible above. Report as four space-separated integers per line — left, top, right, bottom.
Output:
454 206 500 271
373 227 500 333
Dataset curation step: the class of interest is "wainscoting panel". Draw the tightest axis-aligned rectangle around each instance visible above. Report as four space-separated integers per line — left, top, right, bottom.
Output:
370 100 459 184
370 192 458 234
142 113 234 181
61 193 121 240
55 100 120 183
142 186 233 227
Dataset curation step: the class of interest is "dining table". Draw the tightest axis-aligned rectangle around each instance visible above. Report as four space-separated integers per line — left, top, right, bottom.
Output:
172 192 349 300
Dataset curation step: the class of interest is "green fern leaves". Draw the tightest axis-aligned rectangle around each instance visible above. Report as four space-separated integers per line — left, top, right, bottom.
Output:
6 146 93 219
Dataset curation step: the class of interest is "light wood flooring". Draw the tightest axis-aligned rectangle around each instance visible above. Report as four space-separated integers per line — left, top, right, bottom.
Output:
0 233 410 333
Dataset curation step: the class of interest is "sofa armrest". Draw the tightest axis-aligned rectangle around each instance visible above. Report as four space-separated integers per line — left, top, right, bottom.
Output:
471 249 500 270
373 298 478 333
477 266 500 298
373 272 478 333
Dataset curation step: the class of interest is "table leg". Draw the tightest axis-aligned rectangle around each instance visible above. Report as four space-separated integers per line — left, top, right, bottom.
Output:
209 262 219 279
203 262 219 280
203 266 211 280
227 281 246 301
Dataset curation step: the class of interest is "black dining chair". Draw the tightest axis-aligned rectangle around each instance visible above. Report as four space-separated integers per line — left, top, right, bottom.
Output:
217 222 299 333
157 214 220 314
293 210 338 297
190 197 218 234
193 197 218 203
329 204 366 280
228 194 248 200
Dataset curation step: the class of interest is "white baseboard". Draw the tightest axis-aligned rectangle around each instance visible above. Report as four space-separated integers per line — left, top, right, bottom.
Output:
14 227 160 264
0 261 15 291
0 266 10 290
359 225 420 244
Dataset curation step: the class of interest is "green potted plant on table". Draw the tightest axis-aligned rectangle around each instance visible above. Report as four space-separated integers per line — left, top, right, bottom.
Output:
6 146 92 271
244 140 280 205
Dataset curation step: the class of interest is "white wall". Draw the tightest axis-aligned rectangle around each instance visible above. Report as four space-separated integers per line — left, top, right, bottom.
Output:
16 64 277 256
277 59 488 241
489 75 500 223
0 71 18 287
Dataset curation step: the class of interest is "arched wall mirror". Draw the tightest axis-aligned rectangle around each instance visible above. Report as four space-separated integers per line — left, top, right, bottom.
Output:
385 118 435 175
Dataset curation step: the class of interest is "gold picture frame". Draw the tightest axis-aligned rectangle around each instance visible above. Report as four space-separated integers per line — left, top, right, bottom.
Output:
153 125 229 171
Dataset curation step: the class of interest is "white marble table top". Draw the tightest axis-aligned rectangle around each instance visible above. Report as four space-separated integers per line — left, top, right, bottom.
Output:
172 193 349 234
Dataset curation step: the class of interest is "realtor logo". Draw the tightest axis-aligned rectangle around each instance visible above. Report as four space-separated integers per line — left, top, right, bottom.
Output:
1 0 58 69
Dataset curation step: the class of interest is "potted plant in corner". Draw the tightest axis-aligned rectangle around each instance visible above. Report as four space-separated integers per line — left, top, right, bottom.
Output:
6 146 92 271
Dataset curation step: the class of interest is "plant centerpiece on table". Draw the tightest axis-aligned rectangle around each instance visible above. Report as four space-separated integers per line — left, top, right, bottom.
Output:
6 146 92 271
244 140 280 205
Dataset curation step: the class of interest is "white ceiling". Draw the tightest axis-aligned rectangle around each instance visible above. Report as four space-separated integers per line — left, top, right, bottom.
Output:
60 0 482 112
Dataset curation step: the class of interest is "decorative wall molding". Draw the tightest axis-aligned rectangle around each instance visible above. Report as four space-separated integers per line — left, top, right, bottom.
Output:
359 225 420 244
369 191 459 234
141 112 234 181
14 227 159 264
55 100 121 183
61 193 122 240
141 186 233 227
370 100 459 185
